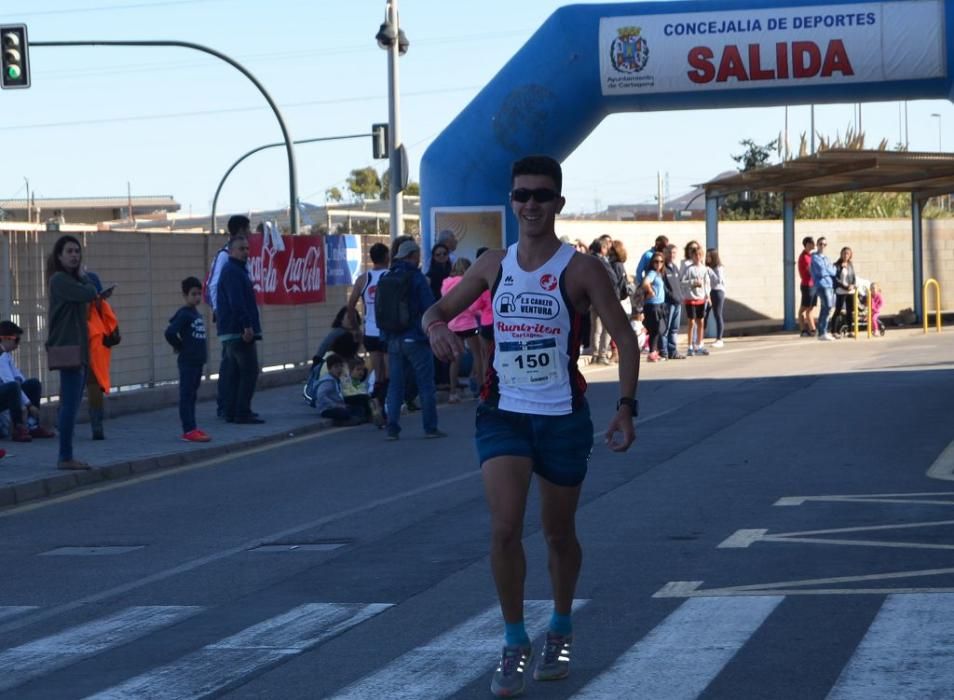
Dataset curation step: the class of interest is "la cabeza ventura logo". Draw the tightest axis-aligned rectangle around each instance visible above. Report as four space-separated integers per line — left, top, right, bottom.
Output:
610 25 650 73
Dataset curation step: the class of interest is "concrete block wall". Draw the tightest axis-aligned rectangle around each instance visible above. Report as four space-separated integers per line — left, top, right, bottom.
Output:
0 226 389 403
557 218 953 321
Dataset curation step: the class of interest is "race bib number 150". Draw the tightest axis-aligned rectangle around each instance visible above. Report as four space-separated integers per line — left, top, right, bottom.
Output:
497 338 564 386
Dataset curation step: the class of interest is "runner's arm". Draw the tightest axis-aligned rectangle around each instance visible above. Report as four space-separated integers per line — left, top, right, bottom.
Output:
422 250 500 362
578 255 639 452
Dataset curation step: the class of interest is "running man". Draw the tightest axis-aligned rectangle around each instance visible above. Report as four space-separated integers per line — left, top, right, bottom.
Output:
422 155 639 697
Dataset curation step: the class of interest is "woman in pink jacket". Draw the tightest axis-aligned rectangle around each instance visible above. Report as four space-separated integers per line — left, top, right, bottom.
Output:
441 258 483 402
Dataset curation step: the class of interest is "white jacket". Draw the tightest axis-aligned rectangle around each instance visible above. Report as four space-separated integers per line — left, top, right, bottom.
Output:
0 352 29 406
679 261 710 302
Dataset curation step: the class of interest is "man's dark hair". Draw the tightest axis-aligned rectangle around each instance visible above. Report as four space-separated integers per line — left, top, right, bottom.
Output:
325 353 345 370
476 246 488 258
0 320 22 336
802 236 815 247
228 215 251 237
511 155 562 193
181 276 202 295
370 242 390 265
654 235 669 251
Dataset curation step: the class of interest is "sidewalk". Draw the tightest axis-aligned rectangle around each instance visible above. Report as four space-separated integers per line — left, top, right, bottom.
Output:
0 383 335 508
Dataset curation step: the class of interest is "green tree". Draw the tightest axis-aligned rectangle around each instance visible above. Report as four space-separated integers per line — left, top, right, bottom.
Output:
324 186 343 203
346 167 382 202
721 138 782 220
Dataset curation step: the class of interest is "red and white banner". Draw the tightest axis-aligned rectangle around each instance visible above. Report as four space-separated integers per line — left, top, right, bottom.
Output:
247 233 325 305
600 1 945 95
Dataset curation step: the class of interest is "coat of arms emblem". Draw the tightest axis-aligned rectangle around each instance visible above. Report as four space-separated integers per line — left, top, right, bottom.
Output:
611 26 650 73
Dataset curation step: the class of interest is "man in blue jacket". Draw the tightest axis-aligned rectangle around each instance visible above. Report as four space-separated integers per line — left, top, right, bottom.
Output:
216 235 264 423
810 236 837 341
380 239 444 440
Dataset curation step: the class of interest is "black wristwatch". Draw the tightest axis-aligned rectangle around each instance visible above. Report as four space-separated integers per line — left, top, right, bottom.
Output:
617 397 638 415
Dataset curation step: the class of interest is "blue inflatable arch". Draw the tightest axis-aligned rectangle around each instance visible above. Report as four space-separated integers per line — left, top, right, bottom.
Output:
421 0 953 259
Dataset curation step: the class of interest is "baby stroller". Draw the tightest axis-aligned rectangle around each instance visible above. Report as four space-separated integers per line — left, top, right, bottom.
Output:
833 278 885 338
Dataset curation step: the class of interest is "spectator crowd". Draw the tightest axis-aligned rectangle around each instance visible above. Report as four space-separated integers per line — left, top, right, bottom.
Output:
0 224 888 465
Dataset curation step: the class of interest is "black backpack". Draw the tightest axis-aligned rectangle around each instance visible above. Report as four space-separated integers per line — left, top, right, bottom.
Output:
374 269 413 333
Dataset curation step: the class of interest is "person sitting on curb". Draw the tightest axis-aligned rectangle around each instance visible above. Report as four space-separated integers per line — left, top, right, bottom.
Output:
314 353 363 426
0 320 56 441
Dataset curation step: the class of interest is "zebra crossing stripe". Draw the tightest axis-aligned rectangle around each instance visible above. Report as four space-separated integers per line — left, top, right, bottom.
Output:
86 603 391 700
0 605 200 693
0 606 37 623
827 593 954 699
330 599 587 700
574 595 783 699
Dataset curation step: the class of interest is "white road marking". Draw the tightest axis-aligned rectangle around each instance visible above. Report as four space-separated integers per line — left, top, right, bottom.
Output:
775 492 954 507
927 440 954 481
655 566 954 598
718 529 768 548
0 605 200 692
329 599 587 699
574 596 782 699
753 518 954 552
87 603 390 700
652 581 702 598
828 593 954 699
0 471 477 637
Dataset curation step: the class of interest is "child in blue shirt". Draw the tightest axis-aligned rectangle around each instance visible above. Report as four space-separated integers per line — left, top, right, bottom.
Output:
165 277 210 442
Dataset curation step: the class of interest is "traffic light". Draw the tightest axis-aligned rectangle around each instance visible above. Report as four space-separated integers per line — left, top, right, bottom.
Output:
1 24 30 89
372 123 389 159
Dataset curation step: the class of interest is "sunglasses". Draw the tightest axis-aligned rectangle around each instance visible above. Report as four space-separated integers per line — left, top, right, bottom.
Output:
510 188 559 203
652 259 664 265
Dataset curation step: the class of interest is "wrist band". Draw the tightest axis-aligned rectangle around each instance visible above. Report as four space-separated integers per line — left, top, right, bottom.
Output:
426 320 447 336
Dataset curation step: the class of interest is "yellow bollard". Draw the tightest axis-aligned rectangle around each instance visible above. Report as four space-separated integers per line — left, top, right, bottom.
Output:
923 278 942 333
853 288 860 339
866 285 873 339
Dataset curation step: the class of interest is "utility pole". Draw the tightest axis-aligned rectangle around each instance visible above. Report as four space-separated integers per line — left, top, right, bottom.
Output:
23 177 29 223
657 171 664 221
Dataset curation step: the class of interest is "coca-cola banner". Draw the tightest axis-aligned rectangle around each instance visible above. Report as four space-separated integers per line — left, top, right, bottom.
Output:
247 233 326 305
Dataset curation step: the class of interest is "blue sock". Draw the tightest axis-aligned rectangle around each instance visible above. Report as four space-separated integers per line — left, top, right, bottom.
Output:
549 611 573 636
505 621 530 647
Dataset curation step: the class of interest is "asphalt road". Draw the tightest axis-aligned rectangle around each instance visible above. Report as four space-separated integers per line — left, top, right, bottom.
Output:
0 329 952 699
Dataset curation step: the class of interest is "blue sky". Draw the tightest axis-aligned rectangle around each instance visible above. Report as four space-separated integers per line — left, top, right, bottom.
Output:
1 0 952 219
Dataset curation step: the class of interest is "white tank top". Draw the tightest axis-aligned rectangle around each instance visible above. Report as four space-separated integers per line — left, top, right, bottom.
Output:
489 243 585 416
362 269 386 338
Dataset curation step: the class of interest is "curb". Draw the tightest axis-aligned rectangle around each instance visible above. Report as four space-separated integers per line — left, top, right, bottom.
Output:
0 418 334 510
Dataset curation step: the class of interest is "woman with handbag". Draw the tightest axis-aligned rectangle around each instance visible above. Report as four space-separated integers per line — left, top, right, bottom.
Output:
46 235 101 470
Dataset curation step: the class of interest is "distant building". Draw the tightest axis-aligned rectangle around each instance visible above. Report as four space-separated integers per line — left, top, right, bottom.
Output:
0 195 180 226
564 171 736 222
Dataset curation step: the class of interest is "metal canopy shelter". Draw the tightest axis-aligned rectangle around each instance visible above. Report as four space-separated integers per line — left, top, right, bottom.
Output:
700 150 954 330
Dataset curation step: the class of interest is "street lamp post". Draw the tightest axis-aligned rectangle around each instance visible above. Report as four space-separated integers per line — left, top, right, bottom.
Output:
376 1 408 241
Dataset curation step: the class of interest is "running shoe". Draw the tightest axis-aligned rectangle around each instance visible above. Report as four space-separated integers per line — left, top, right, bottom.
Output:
686 347 695 356
712 340 724 348
491 644 532 697
181 429 211 443
534 632 573 681
695 346 710 356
